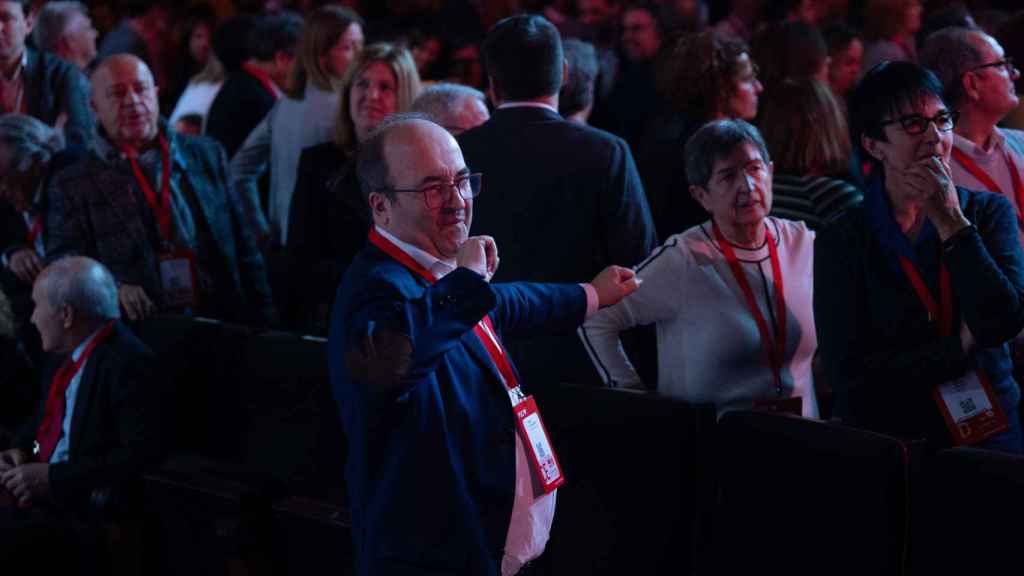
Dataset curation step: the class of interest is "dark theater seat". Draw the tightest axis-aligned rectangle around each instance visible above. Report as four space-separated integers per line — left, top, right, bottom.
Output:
914 446 1024 574
130 316 349 574
713 411 925 576
533 384 716 576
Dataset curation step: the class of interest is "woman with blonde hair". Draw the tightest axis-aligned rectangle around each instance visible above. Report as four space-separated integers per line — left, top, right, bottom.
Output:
229 5 365 247
285 43 422 333
761 79 862 228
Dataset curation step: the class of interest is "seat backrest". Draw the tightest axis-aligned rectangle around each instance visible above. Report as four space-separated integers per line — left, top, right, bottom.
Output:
236 331 345 502
913 446 1024 574
713 411 924 576
533 384 716 576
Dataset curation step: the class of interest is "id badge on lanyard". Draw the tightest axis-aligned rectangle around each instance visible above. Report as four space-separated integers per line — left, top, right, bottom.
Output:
476 318 566 493
933 369 1008 445
899 256 1008 445
158 247 199 308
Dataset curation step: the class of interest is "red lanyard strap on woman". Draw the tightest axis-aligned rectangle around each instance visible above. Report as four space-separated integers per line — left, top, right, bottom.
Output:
123 135 172 242
951 146 1024 225
898 256 953 337
367 228 520 391
34 320 116 463
712 222 787 394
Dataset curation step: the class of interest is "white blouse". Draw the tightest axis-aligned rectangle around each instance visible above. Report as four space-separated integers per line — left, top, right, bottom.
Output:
579 217 819 418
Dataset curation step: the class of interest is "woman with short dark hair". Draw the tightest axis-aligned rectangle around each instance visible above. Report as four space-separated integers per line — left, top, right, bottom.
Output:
582 119 819 418
815 61 1024 452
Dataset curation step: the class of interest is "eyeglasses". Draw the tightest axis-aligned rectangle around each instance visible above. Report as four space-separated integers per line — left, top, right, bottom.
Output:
386 173 482 209
878 110 959 136
970 57 1015 75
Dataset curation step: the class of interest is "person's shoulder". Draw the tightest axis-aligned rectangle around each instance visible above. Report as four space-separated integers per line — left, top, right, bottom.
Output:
173 131 226 160
97 320 157 367
50 152 100 187
814 200 868 245
998 127 1024 155
960 186 1014 220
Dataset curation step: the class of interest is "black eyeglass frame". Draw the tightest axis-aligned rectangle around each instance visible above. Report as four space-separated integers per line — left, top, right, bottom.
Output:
877 110 960 136
383 172 483 210
968 57 1015 75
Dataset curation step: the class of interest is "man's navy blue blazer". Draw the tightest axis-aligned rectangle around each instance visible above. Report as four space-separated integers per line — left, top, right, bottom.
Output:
329 242 587 575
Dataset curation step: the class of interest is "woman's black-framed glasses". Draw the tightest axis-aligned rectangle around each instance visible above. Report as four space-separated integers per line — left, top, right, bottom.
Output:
387 173 482 209
878 110 959 136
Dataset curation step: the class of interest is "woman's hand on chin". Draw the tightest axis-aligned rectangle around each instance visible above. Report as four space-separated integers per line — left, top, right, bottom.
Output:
902 156 970 239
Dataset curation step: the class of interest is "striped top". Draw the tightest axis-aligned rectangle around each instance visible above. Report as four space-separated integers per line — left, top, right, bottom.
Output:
771 174 863 229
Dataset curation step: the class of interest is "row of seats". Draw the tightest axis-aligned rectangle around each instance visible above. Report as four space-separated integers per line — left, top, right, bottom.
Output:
102 315 1024 575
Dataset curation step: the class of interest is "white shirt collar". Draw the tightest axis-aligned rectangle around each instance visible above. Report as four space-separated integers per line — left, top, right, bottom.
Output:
375 225 456 279
955 128 1006 156
70 322 111 362
497 101 559 114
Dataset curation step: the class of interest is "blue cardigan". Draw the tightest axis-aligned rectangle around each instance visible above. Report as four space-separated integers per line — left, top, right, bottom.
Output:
815 183 1024 444
329 243 587 575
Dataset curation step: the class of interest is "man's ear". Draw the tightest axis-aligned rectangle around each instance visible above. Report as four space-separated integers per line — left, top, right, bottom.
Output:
962 70 981 103
690 184 712 213
561 58 569 89
368 191 391 226
60 303 74 330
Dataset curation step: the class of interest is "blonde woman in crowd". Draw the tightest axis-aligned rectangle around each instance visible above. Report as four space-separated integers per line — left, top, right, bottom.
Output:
229 5 365 248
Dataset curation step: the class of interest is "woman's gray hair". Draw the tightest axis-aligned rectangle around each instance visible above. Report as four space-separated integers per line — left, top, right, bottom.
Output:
0 114 64 174
685 119 770 189
40 257 120 324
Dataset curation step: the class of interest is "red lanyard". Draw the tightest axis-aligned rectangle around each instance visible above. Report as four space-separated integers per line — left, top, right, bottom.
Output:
951 146 1024 225
367 228 520 391
242 62 281 100
712 222 787 394
899 256 953 337
123 135 172 242
25 212 42 245
34 320 116 462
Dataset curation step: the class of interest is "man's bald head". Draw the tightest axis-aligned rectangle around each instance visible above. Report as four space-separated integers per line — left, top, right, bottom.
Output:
32 256 119 352
357 114 473 260
90 54 160 150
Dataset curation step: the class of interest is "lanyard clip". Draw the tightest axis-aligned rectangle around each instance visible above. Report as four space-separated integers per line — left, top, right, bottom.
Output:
508 386 526 406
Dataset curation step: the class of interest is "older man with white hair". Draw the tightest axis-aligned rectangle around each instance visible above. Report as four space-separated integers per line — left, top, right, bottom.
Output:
0 257 162 515
411 82 490 135
32 1 98 71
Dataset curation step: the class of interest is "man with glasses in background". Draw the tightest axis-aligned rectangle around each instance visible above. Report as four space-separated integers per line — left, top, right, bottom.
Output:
330 114 639 575
922 27 1024 245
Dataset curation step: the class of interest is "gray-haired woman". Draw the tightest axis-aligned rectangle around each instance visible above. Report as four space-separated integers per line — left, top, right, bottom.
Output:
580 119 819 418
0 114 68 285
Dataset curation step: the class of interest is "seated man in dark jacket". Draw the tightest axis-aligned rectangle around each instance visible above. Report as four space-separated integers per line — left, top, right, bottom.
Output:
0 256 163 515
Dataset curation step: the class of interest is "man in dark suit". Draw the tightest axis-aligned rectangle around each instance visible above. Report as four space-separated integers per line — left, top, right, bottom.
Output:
0 0 94 151
0 256 162 514
331 116 638 575
205 11 302 157
458 14 658 385
46 55 274 325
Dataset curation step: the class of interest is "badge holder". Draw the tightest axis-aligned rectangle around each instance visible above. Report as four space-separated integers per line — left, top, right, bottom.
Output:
512 392 566 494
933 369 1008 446
158 247 200 309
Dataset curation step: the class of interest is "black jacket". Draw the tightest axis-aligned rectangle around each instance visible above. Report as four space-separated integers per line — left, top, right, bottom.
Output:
458 106 658 385
14 321 165 512
205 69 277 158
